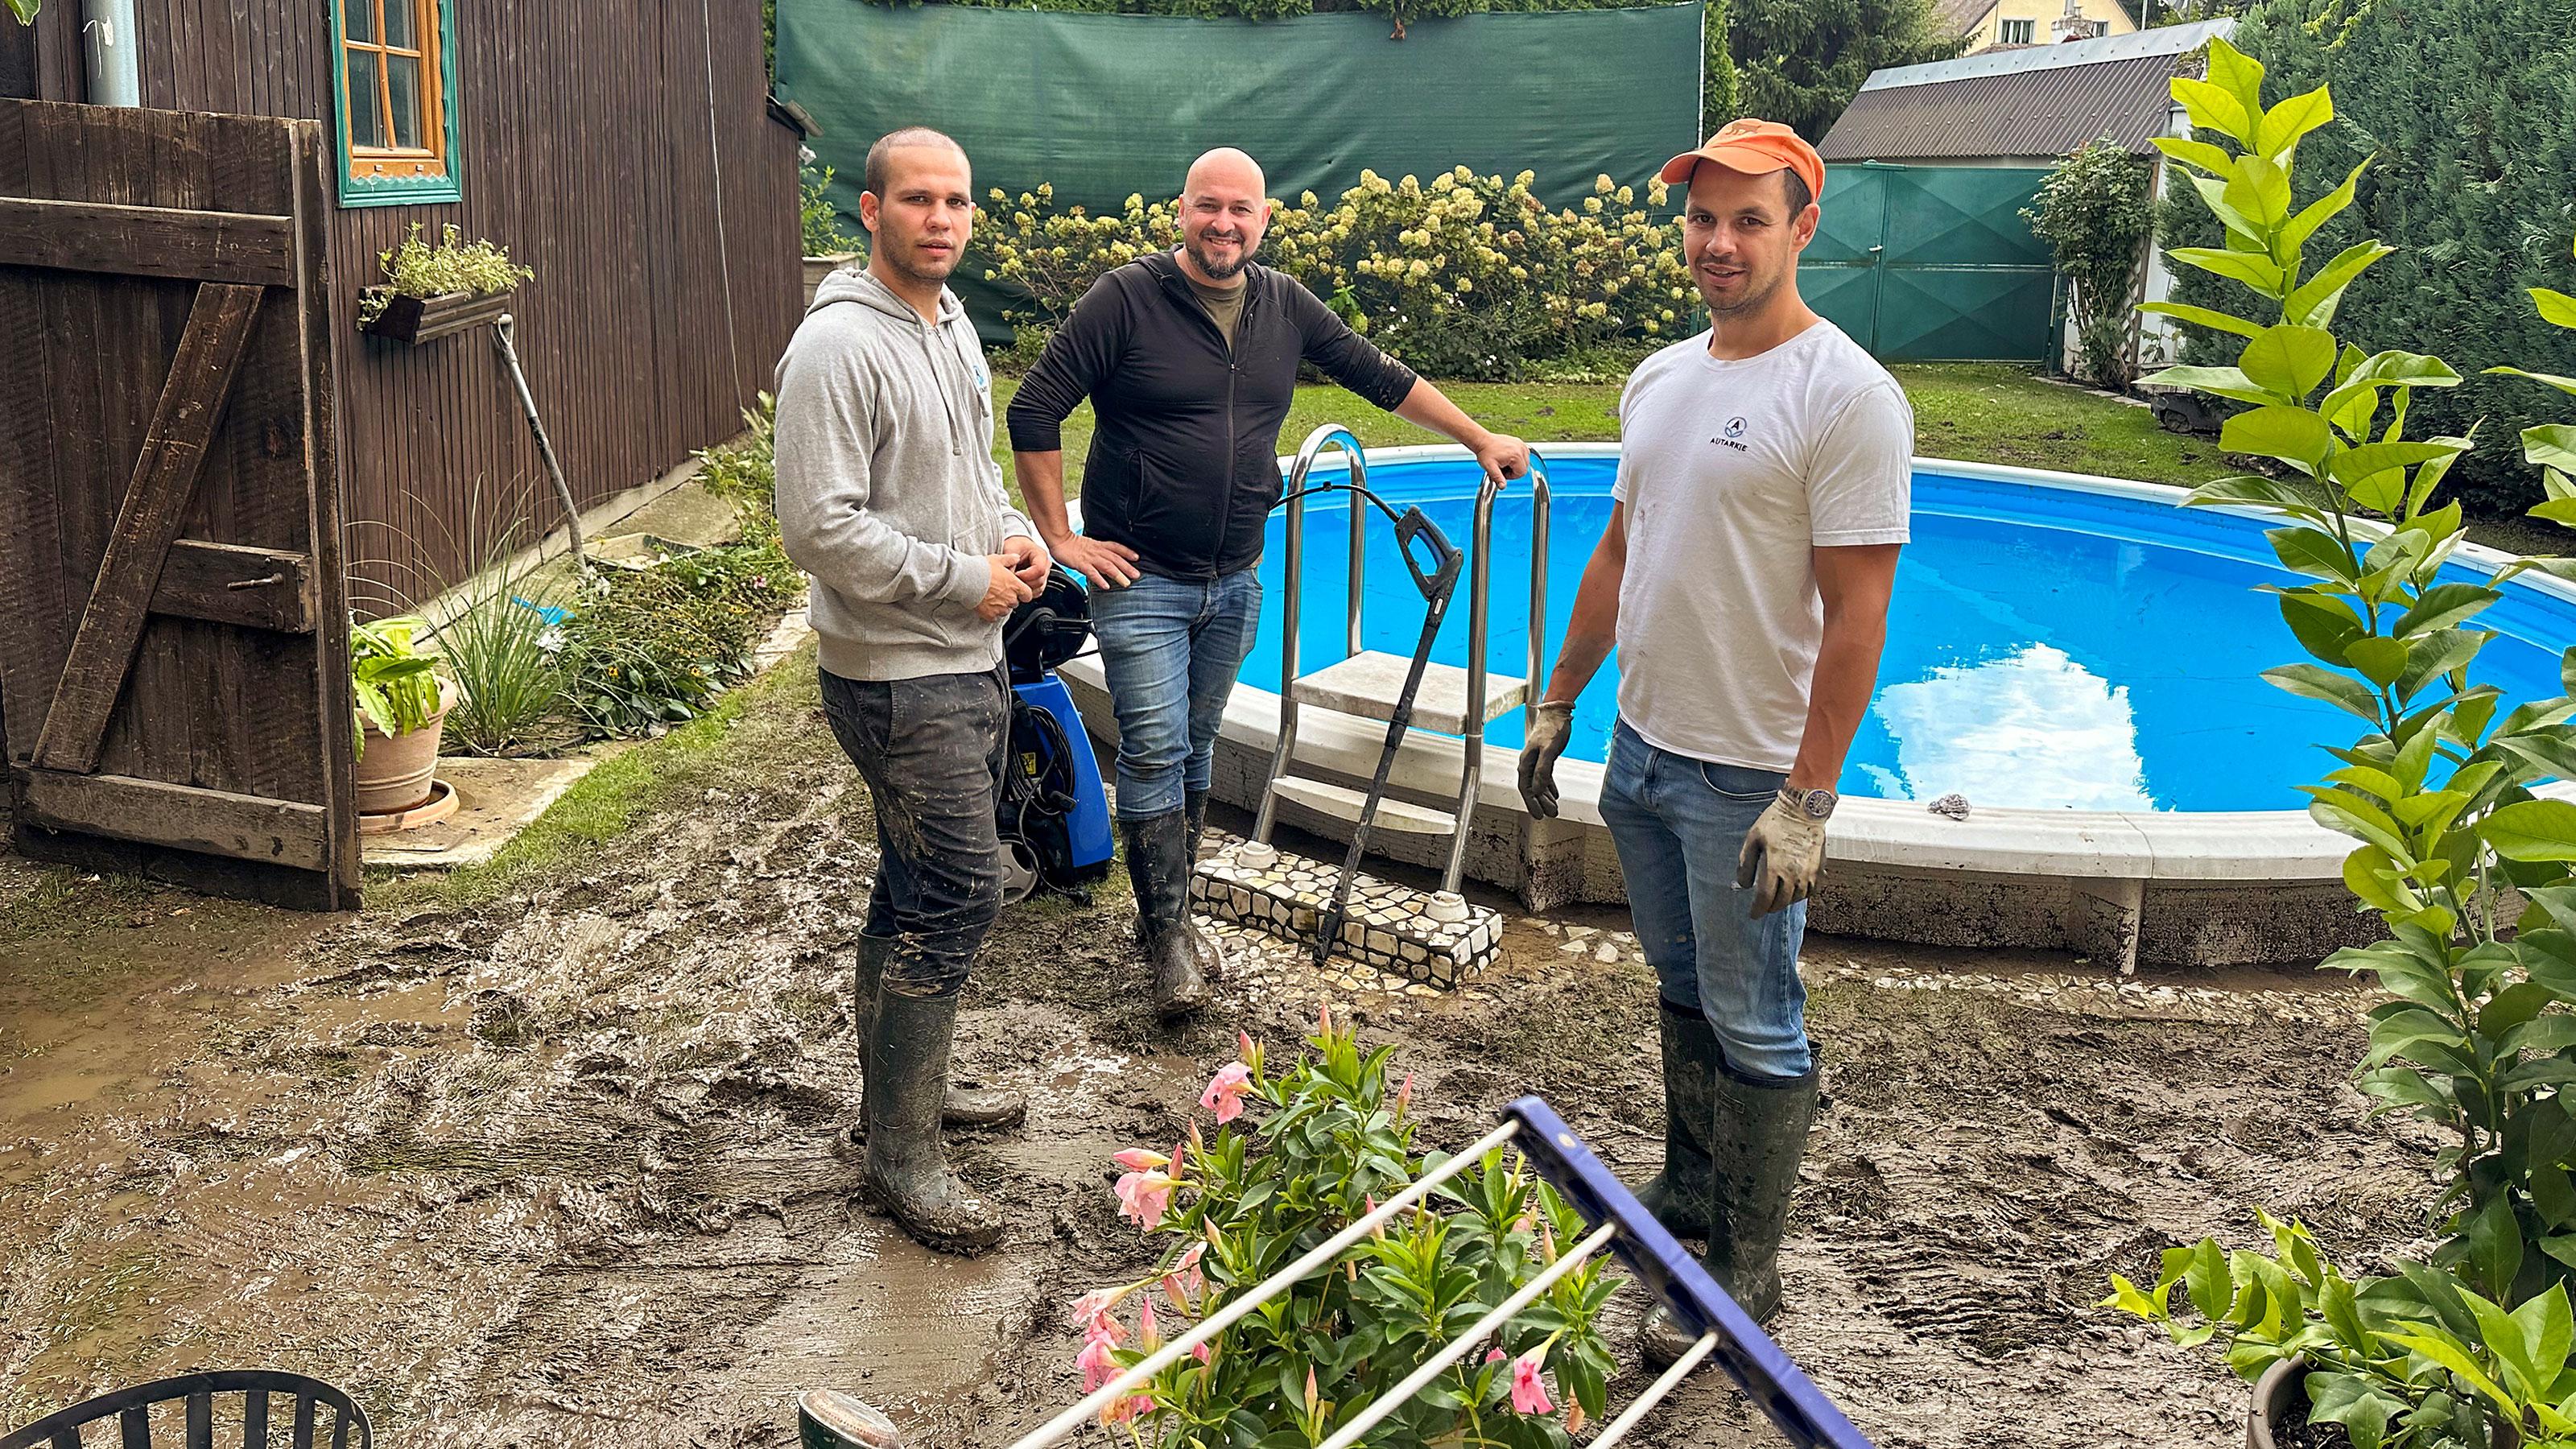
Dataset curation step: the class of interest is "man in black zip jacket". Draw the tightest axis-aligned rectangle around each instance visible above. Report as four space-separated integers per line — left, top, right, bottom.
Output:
1009 147 1526 1018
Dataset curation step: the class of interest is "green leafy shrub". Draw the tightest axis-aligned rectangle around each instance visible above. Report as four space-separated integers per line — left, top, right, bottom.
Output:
350 616 444 758
2021 137 2153 389
2103 39 2576 1445
1068 1010 1622 1446
693 393 779 515
980 169 1701 380
801 164 863 258
559 538 798 737
2160 0 2576 518
356 224 531 325
436 540 568 758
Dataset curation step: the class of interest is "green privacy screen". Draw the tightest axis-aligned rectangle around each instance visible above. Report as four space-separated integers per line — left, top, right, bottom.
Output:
776 1 1704 339
1804 163 2054 362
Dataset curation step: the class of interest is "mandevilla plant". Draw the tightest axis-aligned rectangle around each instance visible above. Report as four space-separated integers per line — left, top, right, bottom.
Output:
2102 37 2576 1447
1067 1009 1622 1449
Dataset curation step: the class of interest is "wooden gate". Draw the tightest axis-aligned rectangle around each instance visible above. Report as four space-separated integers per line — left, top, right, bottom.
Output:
0 100 360 910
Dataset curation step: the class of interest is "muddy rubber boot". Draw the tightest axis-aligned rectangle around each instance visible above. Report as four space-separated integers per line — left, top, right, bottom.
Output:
1639 1059 1820 1367
1180 789 1228 983
857 934 1025 1129
862 987 1008 1255
1122 811 1208 1019
1633 997 1717 1240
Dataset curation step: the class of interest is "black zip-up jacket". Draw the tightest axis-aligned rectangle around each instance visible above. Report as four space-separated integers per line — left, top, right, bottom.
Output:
1005 253 1419 580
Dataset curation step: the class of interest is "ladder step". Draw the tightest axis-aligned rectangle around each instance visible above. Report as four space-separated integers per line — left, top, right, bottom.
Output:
1269 776 1458 836
1286 650 1525 735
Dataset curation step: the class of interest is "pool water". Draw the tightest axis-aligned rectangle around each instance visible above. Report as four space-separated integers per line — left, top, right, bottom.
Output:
1241 454 2576 813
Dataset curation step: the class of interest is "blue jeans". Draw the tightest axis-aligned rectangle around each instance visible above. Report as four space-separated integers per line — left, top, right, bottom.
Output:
1089 568 1263 820
1597 717 1812 1080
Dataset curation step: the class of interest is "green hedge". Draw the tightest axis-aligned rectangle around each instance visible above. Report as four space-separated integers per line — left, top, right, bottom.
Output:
2162 0 2576 518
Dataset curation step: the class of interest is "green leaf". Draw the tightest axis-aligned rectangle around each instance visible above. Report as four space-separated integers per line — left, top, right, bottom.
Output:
2173 246 2285 295
2139 364 2282 407
2504 1017 2576 1056
2255 85 2334 159
2185 473 2331 523
2265 663 2385 723
2171 76 2254 147
2537 288 2576 330
2224 406 2334 468
2490 365 2576 401
2330 440 2471 490
2136 300 2265 340
2204 38 2267 122
2241 326 2340 399
2377 1325 2518 1416
2185 1236 2231 1322
2152 134 2243 177
2489 800 2576 862
2397 630 2485 703
2282 159 2371 257
2306 790 2413 857
2522 425 2576 476
2288 242 2396 328
2279 590 2368 660
2519 1286 2576 1393
2223 155 2294 229
2268 526 2360 584
2394 584 2501 638
2343 636 2409 687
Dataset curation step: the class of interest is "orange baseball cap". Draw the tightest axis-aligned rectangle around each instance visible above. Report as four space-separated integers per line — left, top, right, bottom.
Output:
1659 118 1825 204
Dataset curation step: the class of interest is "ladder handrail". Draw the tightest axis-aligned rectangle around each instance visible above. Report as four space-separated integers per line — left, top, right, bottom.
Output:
1253 424 1368 846
1451 452 1551 891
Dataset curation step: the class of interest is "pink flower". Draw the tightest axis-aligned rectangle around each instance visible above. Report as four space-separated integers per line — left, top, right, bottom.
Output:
1238 1028 1257 1061
1104 1392 1154 1426
1192 1341 1213 1365
1201 1063 1253 1125
1393 1071 1414 1116
1115 1168 1178 1229
1509 1350 1554 1415
1077 1327 1121 1393
1113 1147 1170 1173
1162 1241 1206 1300
1138 1293 1162 1350
1067 1287 1128 1339
1484 1347 1507 1364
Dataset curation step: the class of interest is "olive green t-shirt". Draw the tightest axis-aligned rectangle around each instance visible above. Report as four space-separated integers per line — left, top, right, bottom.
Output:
1187 270 1246 352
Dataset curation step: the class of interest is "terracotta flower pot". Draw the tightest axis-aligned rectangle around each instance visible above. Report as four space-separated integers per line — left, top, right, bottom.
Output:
356 679 456 815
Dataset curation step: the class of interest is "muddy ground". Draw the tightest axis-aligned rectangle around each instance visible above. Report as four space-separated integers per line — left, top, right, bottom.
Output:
1 653 2436 1447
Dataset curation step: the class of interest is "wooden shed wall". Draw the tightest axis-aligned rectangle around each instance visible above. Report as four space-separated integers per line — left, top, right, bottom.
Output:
8 2 803 602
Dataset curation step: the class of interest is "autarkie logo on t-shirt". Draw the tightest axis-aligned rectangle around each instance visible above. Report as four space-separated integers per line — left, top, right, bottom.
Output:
1712 415 1752 453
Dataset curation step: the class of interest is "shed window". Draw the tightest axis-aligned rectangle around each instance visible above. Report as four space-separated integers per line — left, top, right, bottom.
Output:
1998 17 2036 42
332 0 462 206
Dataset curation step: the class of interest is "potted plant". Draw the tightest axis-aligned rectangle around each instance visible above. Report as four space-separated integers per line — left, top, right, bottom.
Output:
1063 1009 1623 1446
352 614 455 815
2102 39 2576 1447
357 223 532 345
801 162 862 305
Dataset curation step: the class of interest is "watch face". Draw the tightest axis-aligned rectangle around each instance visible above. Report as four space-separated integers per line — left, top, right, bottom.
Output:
1799 788 1837 819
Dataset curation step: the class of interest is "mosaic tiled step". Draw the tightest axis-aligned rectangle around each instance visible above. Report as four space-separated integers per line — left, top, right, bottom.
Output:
1191 839 1505 989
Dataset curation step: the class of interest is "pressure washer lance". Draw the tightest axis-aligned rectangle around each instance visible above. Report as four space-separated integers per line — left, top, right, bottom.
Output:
1270 481 1465 968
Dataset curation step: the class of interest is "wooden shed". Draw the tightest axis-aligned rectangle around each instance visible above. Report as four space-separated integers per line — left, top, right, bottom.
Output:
0 2 801 908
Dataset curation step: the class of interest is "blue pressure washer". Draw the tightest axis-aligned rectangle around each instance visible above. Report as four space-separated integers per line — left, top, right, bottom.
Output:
997 568 1116 906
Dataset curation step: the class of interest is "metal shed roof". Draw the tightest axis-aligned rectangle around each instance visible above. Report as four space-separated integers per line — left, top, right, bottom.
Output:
1818 19 2235 163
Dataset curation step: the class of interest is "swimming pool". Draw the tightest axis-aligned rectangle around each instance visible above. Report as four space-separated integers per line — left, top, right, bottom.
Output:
1242 450 2576 814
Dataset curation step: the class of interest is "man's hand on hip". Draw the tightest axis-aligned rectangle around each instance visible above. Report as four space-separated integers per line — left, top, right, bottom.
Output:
1050 533 1141 589
1003 534 1054 589
1517 700 1575 819
977 555 1037 621
1737 791 1827 917
1474 431 1531 487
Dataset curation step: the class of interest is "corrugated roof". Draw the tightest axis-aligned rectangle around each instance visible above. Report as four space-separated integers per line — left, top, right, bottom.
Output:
1819 19 2235 163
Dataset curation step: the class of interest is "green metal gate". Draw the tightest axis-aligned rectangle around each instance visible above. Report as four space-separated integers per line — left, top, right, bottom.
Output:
1802 163 2055 362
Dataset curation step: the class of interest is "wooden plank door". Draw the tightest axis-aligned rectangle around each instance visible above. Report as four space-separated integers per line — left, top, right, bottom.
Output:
0 99 360 910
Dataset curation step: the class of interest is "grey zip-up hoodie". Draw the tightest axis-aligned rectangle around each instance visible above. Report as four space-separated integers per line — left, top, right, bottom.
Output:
774 268 1034 683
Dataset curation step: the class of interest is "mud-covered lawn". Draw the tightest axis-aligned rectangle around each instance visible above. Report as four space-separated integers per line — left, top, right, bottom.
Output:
1 648 2433 1447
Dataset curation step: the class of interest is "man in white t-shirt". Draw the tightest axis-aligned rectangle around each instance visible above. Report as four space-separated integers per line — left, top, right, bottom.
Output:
1518 119 1912 1360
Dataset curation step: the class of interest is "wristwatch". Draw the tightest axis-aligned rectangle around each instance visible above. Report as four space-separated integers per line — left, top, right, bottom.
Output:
1778 785 1838 819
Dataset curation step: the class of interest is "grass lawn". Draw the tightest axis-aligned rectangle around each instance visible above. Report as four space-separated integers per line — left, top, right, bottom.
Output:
989 361 2233 503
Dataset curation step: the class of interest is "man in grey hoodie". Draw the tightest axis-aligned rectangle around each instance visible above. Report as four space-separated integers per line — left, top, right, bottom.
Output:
774 126 1047 1255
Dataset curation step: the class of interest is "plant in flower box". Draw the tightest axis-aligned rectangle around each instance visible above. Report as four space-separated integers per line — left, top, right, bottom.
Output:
1067 1009 1622 1447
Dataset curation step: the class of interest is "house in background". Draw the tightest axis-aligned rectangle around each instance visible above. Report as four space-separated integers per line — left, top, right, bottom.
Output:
1818 19 2235 378
2 0 803 599
1938 0 2137 53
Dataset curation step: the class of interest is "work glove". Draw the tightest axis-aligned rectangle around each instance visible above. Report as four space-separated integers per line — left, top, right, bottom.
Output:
1517 700 1575 820
1736 791 1828 918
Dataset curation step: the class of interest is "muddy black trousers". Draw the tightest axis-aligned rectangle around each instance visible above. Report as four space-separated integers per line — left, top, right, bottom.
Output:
818 664 1010 999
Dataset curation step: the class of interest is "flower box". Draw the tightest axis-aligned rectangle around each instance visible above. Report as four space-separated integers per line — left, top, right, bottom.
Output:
359 287 514 345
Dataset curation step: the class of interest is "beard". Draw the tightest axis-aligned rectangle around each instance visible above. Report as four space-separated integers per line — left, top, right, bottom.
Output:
1699 260 1787 319
881 234 960 287
1184 229 1253 281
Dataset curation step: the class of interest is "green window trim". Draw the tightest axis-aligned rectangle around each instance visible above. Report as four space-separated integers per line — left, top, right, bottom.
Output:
329 0 464 208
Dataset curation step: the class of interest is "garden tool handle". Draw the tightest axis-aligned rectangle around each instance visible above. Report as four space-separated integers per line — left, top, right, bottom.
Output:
1499 1096 1876 1449
1393 506 1462 606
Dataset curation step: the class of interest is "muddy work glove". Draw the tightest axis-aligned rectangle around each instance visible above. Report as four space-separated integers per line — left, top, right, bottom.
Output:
1517 700 1575 819
1736 789 1829 917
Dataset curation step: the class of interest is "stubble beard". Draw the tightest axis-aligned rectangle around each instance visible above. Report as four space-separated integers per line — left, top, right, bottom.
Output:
1699 260 1786 320
1185 232 1252 282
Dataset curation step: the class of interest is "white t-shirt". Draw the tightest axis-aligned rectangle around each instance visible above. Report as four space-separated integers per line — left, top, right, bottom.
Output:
1611 320 1913 772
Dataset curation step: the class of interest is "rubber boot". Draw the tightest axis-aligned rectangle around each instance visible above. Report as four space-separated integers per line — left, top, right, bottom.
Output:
1633 997 1718 1240
857 934 1025 1129
1640 1057 1820 1366
1122 811 1208 1019
862 987 1008 1254
1180 789 1228 983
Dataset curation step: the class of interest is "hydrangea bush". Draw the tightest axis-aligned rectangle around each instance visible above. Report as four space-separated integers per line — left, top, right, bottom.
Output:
978 169 1700 379
1067 1009 1622 1447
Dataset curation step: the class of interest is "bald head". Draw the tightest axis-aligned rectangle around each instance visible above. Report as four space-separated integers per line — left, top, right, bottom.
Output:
1177 147 1270 284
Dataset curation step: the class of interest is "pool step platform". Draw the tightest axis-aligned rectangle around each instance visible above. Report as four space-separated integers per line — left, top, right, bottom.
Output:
1267 777 1456 836
1286 651 1525 736
1192 837 1505 988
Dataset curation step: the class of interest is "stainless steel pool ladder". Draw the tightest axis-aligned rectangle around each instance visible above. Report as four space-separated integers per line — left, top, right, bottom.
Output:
1248 424 1552 894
